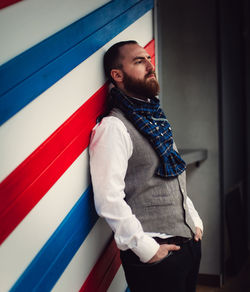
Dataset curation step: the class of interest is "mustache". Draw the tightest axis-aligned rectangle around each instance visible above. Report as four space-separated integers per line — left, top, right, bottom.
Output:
145 70 156 79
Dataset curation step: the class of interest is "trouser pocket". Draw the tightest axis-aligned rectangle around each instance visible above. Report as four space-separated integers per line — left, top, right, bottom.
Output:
145 251 174 267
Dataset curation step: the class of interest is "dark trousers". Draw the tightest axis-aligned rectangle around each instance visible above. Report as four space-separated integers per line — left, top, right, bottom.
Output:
120 237 201 292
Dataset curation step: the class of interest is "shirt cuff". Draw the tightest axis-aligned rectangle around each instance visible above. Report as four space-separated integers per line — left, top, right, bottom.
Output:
131 235 160 263
194 218 204 234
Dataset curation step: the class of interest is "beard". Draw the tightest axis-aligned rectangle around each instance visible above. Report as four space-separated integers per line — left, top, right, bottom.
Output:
122 70 160 99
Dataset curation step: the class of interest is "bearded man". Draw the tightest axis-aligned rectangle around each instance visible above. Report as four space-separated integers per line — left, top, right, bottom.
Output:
89 40 203 292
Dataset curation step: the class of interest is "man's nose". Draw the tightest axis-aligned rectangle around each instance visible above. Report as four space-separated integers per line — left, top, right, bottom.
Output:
146 59 154 71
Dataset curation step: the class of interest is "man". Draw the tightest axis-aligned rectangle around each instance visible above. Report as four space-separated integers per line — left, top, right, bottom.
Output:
89 40 203 292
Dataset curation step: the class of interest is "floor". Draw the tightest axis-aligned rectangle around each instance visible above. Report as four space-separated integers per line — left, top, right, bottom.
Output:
196 257 250 292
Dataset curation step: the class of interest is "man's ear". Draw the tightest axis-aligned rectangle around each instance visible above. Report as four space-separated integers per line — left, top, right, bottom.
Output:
111 69 123 83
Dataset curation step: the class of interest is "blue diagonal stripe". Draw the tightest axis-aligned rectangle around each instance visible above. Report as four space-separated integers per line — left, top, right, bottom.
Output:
0 0 154 125
0 0 140 97
10 185 99 292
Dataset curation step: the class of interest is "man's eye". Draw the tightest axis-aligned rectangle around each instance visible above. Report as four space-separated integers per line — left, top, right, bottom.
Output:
135 60 142 64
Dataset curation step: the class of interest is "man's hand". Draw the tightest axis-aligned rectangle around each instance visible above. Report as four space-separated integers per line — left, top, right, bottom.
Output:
147 244 180 264
194 227 203 241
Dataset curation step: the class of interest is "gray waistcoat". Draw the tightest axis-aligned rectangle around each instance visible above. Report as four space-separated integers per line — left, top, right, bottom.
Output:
110 108 196 238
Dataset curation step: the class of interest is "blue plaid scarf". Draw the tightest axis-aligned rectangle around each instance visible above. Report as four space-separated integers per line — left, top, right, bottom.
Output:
110 87 186 178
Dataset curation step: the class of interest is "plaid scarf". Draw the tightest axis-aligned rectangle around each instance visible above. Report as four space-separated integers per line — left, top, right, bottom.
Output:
110 87 186 178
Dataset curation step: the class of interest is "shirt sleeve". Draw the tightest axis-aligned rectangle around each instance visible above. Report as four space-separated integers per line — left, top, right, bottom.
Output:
89 116 159 263
186 196 204 233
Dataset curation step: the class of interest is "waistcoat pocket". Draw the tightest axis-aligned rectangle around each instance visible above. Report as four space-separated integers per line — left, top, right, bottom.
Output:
143 194 174 207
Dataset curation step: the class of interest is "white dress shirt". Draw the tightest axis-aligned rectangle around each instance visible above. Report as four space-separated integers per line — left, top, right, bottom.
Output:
89 116 203 263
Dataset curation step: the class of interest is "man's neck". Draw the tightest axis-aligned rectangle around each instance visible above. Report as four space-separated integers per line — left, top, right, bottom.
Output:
117 86 151 103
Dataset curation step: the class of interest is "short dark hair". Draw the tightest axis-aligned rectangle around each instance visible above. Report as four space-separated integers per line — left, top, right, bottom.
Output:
103 40 138 84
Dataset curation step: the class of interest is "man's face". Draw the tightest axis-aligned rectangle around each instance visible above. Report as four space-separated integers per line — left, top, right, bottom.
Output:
118 44 160 99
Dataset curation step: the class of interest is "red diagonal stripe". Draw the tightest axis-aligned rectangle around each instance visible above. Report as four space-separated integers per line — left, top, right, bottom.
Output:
0 0 23 9
79 238 121 292
0 84 108 244
0 40 155 245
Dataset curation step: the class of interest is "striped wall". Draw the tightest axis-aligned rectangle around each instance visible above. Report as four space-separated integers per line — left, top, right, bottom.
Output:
0 1 155 291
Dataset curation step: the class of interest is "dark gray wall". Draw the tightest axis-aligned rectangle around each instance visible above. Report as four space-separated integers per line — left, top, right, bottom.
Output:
157 0 221 275
244 0 250 249
219 0 246 193
219 0 249 272
156 0 249 277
